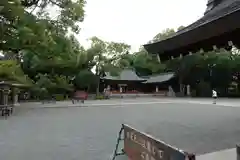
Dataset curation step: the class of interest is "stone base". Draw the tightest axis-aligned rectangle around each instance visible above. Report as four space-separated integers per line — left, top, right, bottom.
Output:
13 103 20 106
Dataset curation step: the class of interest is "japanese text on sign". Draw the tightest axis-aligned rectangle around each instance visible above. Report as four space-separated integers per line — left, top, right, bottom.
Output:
126 131 164 160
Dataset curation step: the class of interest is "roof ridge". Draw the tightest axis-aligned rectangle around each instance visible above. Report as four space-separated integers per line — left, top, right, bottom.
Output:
148 72 175 77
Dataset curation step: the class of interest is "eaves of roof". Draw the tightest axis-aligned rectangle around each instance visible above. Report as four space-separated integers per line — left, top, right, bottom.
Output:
144 0 240 54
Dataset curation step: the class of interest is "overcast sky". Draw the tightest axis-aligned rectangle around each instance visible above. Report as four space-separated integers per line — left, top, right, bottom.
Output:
77 0 208 52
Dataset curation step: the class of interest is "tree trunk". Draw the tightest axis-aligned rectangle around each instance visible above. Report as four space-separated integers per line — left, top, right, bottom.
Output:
179 77 184 96
87 85 90 93
96 77 100 96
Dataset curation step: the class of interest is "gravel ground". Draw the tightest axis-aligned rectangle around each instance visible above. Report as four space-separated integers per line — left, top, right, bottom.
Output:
0 99 240 160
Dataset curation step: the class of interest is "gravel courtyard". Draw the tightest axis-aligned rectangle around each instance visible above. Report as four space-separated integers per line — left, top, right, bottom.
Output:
0 98 240 160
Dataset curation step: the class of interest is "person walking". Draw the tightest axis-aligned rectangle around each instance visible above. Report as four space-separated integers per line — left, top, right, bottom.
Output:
212 89 217 104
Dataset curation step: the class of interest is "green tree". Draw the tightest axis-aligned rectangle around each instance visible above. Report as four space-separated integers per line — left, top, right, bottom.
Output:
21 29 87 79
151 28 176 43
1 0 85 56
34 73 73 95
0 60 32 85
149 26 185 43
75 69 98 92
166 48 237 96
177 26 185 31
132 49 165 76
0 0 87 99
86 37 132 94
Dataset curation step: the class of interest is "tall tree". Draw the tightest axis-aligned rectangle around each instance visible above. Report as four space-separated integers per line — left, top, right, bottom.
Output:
151 28 176 43
149 26 185 43
85 37 131 94
177 26 185 31
132 49 165 76
1 0 85 56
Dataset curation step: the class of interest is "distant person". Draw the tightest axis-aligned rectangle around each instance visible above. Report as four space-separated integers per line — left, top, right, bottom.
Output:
212 89 217 104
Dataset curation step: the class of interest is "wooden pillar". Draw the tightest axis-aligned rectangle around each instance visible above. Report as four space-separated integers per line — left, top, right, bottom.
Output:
168 86 175 97
12 87 15 105
3 91 8 105
187 85 191 96
2 86 10 105
119 86 122 93
155 86 159 93
228 41 234 54
237 145 240 160
213 45 217 50
168 86 171 97
157 54 161 63
0 89 3 105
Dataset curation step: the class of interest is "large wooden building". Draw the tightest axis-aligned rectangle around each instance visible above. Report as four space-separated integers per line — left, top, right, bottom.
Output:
101 69 146 93
144 0 240 61
101 69 176 95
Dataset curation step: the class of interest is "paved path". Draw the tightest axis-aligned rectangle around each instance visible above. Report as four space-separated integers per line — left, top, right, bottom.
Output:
19 97 240 109
0 98 239 160
197 148 236 160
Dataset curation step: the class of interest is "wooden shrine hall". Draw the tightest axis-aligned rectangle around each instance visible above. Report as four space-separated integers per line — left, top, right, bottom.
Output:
144 0 240 61
101 69 146 94
101 69 176 95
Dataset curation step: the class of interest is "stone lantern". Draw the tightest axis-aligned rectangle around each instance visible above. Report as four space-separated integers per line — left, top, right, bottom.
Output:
11 87 20 106
2 86 10 106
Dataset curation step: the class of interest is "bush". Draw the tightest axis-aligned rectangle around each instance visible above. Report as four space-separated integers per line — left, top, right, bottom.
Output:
191 89 197 97
196 80 211 97
65 95 69 100
95 95 105 100
54 94 65 101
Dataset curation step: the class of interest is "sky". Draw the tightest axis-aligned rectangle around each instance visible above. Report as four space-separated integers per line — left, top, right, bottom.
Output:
78 0 208 52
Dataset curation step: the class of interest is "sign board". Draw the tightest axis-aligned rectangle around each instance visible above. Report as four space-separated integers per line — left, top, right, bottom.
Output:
123 124 195 160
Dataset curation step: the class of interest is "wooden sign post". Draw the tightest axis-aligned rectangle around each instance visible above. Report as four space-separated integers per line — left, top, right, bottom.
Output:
123 124 195 160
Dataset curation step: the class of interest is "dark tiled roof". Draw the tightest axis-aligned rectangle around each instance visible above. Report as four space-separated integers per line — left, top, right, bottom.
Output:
102 70 175 83
144 0 240 52
176 0 240 36
143 72 175 84
0 81 29 87
102 69 146 81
